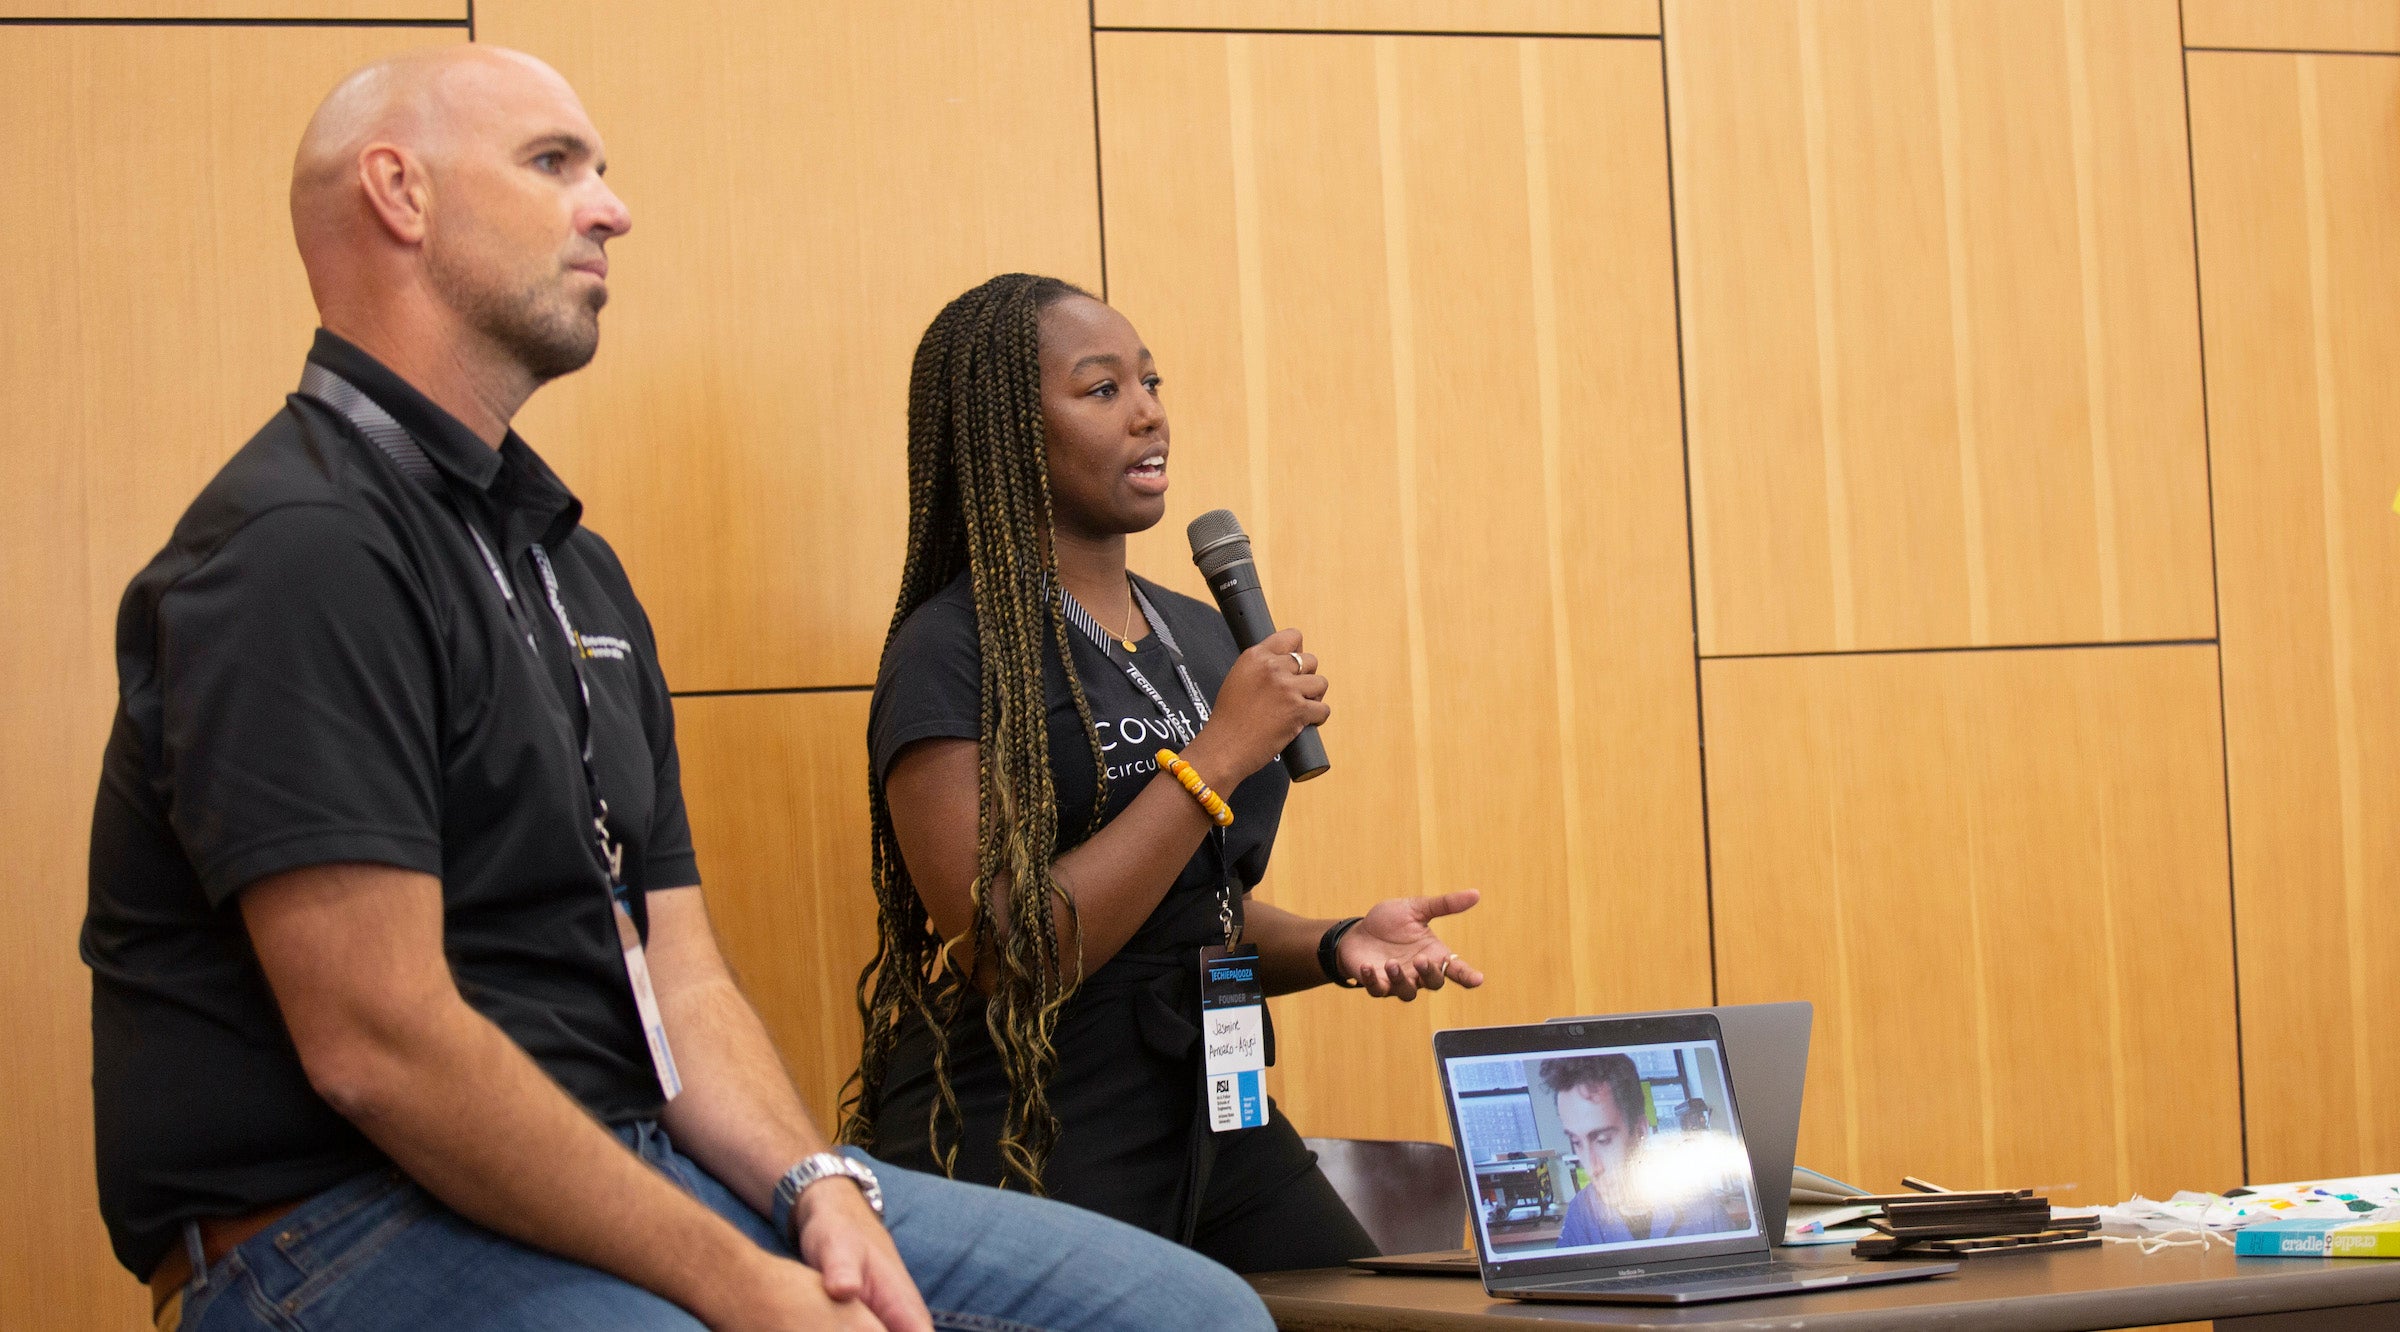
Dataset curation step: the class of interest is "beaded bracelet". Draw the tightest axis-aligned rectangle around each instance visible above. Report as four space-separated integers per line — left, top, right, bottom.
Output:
1155 748 1235 827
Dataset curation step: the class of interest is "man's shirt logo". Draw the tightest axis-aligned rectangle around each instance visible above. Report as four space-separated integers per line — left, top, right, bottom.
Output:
578 633 634 662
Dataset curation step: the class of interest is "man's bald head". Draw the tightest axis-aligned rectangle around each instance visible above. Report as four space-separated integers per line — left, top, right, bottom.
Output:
291 46 630 410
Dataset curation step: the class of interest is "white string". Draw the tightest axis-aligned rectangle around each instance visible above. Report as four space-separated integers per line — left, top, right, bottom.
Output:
2099 1227 2229 1254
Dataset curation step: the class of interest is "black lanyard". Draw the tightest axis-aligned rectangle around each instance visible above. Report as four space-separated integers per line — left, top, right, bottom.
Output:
527 544 629 896
296 366 628 902
1061 578 1239 944
1060 580 1212 744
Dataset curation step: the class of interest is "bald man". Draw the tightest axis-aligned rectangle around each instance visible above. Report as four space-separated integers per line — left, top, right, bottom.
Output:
84 47 1270 1332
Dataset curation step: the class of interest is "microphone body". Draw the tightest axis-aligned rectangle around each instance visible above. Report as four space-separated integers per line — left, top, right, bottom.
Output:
1187 510 1331 782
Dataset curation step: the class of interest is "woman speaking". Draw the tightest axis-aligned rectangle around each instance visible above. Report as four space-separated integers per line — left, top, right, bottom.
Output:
842 273 1484 1272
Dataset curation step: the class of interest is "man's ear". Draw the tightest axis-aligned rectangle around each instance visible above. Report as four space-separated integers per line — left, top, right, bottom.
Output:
356 143 429 245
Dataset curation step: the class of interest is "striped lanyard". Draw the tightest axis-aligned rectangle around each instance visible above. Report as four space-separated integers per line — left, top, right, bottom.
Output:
1060 578 1212 747
1061 578 1238 942
296 365 624 898
527 543 627 894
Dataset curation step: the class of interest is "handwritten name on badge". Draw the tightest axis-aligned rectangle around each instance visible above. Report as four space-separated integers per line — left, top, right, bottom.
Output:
1204 1006 1266 1075
1207 1011 1263 1064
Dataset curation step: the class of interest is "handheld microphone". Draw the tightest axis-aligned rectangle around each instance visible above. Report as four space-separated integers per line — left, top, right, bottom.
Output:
1186 509 1330 782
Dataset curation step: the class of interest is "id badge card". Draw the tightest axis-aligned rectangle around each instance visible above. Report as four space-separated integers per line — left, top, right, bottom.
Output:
1200 944 1268 1133
613 899 684 1101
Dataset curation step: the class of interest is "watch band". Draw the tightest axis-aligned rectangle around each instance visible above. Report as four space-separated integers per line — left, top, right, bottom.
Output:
770 1152 885 1248
1317 916 1366 988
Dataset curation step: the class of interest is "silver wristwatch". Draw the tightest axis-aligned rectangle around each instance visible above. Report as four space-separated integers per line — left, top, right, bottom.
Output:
772 1152 884 1243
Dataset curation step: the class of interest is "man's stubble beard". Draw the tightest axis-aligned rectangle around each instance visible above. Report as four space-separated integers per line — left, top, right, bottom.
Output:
429 240 604 384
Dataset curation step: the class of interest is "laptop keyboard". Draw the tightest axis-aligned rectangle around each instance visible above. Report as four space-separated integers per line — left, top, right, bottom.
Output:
1540 1259 1816 1292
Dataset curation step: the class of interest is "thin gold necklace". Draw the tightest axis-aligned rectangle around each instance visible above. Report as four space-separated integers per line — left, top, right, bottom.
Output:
1115 578 1141 652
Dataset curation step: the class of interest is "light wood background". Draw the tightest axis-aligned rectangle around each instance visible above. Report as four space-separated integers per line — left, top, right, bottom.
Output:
6 0 2393 1324
1099 30 1712 1139
2188 46 2400 1187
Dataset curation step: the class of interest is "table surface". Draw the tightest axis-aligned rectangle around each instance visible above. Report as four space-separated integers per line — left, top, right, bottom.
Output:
1246 1241 2400 1331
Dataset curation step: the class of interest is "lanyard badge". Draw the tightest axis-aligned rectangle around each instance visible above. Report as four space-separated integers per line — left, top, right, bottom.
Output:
528 543 681 1104
1060 581 1266 1131
1199 943 1269 1133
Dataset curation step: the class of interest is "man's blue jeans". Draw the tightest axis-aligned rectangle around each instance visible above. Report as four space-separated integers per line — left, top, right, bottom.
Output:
169 1123 1272 1331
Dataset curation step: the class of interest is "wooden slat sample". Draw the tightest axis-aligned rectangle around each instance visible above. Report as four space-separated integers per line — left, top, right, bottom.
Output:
1095 0 1657 35
1666 0 2214 656
1099 32 1709 1145
0 1 456 14
2189 51 2400 1186
476 0 1102 692
1705 646 2242 1206
0 26 461 1329
2185 0 2400 54
672 692 878 1129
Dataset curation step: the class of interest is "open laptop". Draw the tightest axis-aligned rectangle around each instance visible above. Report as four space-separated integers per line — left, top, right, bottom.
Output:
1556 1001 1815 1247
1425 1013 1954 1305
1353 1000 1815 1275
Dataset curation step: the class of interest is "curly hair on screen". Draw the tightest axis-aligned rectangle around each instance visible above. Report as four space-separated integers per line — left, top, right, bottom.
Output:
836 272 1107 1193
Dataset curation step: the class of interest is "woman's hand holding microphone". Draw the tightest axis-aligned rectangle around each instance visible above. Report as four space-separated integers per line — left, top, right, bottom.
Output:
1176 629 1483 1001
1177 627 1327 791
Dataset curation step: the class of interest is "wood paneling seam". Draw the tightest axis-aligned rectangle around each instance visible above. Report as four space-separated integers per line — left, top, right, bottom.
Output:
2185 45 2400 59
1373 37 1441 903
2295 56 2374 1166
1931 0 1993 645
2063 0 2126 640
0 18 470 29
2174 17 2249 1185
1091 27 1664 41
1794 2 1856 651
1704 634 2218 663
1661 1 1718 653
1518 37 1594 1002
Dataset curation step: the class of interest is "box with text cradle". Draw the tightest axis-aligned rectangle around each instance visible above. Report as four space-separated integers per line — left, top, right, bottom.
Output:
2236 1219 2361 1257
2329 1223 2400 1258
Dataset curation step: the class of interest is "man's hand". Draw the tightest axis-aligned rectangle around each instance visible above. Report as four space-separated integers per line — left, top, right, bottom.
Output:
715 1250 891 1332
639 887 934 1330
795 1180 932 1332
1337 889 1487 1000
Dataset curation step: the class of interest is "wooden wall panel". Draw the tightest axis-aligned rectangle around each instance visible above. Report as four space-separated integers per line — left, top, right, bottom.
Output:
477 0 1103 693
1666 0 2215 656
0 2 455 15
0 26 461 1328
1099 31 1709 1145
1705 646 2243 1205
2189 51 2400 1185
1095 0 1657 34
673 693 878 1128
2184 0 2400 54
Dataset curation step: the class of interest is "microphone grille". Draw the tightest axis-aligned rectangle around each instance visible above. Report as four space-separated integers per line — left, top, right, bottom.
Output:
1186 509 1253 578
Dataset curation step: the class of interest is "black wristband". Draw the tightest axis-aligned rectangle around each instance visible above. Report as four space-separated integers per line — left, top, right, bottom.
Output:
1317 916 1366 988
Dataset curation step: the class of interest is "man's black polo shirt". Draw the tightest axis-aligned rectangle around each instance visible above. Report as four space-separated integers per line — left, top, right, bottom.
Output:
83 330 700 1279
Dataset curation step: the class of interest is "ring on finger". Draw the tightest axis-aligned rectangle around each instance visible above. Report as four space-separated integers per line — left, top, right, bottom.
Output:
1290 651 1307 672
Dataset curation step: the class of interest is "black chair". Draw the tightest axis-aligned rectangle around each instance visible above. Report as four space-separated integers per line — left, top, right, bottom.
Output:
1304 1137 1470 1256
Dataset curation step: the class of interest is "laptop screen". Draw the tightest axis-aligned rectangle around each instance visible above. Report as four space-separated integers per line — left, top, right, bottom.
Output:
1442 1036 1762 1264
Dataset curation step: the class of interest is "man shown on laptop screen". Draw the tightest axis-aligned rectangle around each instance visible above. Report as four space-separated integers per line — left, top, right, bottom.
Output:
1446 1040 1757 1259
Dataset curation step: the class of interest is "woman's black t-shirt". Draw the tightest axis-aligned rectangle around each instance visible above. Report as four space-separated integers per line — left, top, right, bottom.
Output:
867 569 1289 946
863 568 1295 1237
